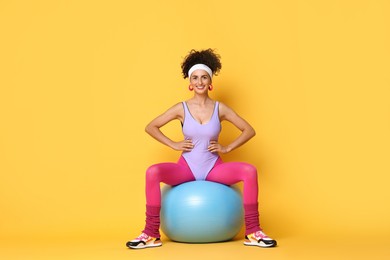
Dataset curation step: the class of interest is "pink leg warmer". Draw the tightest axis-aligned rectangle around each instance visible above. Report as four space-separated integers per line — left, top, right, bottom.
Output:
142 157 195 238
206 159 262 235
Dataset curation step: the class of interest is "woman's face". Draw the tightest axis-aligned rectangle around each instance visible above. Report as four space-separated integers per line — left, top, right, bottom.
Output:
189 70 211 93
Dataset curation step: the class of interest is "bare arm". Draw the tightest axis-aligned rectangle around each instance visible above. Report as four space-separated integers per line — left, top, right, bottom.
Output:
208 102 256 154
145 103 194 152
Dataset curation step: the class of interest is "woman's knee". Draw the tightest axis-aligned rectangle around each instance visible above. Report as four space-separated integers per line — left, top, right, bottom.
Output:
241 163 258 181
145 164 162 183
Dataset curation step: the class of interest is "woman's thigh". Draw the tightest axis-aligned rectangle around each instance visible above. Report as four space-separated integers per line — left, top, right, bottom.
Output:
206 160 257 185
147 156 196 185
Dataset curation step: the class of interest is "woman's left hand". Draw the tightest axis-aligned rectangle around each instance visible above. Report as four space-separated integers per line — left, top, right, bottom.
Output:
208 141 230 154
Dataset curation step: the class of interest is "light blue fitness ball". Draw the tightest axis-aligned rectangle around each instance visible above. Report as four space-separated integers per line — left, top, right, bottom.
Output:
161 181 244 243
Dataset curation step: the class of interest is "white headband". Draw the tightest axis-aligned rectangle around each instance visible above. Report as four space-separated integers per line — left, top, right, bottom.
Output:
188 64 213 79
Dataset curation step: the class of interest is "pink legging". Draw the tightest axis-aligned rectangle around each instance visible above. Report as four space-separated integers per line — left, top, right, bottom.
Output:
142 156 262 237
146 156 258 206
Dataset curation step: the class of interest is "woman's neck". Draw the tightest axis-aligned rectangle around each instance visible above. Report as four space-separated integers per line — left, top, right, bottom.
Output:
189 94 212 106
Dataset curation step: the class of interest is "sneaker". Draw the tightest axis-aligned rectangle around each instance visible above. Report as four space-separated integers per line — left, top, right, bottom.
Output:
126 233 162 249
244 230 277 248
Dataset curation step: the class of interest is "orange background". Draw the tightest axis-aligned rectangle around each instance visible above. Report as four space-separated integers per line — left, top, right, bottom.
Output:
1 0 389 259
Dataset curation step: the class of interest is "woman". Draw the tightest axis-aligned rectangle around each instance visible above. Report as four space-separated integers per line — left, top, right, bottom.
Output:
126 49 277 249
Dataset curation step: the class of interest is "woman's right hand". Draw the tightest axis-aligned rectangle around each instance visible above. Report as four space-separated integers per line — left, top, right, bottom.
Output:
171 139 194 152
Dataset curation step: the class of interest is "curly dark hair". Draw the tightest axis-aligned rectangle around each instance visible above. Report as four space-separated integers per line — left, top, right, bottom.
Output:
181 49 222 79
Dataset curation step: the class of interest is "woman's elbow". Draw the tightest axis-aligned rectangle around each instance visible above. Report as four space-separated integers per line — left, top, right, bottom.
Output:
145 123 153 134
244 126 256 138
251 128 256 138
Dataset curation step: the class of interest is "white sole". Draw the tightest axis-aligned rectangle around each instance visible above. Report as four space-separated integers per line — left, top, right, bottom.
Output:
128 242 162 249
244 241 276 248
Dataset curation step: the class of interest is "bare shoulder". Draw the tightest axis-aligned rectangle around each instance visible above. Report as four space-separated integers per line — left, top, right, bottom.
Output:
218 101 255 132
218 101 237 121
164 102 185 121
168 102 184 112
147 102 184 128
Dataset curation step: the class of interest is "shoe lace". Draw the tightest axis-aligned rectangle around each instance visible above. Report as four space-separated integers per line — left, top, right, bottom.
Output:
136 233 149 240
254 231 269 239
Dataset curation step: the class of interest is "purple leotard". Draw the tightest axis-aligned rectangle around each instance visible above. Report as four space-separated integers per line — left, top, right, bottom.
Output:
181 101 221 180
